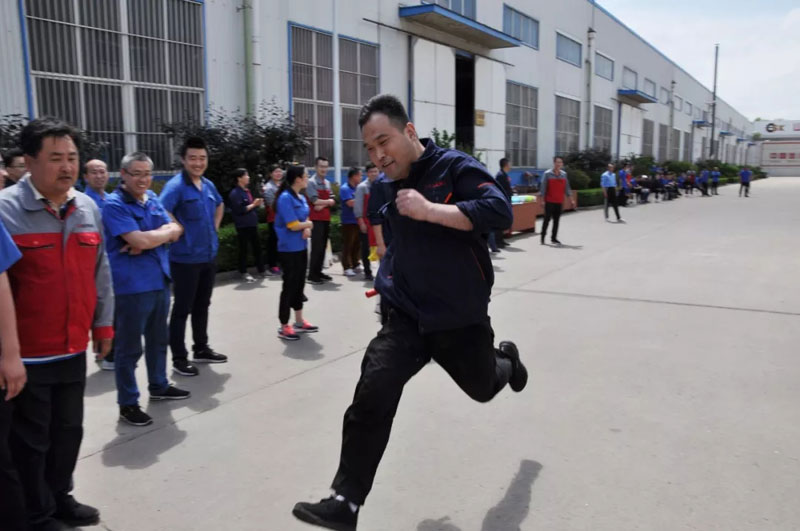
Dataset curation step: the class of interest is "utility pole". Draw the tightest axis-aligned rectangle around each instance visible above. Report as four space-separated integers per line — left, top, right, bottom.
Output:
332 0 343 184
709 44 719 159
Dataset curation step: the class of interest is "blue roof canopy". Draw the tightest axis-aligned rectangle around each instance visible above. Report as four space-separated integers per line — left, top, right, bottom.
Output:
692 120 710 127
399 4 521 49
617 89 657 105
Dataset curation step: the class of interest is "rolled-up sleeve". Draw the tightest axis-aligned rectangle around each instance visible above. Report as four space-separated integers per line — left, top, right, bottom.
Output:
453 162 513 233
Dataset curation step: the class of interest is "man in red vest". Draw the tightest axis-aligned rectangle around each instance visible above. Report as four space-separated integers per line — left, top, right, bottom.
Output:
306 157 336 284
538 156 574 245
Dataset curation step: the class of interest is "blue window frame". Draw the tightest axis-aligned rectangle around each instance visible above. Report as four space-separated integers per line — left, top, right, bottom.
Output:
556 32 581 67
503 5 539 49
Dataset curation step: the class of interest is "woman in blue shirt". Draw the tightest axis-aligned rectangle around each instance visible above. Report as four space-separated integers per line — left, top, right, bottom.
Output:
273 165 319 341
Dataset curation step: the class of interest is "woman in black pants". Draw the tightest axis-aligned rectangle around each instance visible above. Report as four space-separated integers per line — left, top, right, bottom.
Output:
273 165 319 341
228 168 265 282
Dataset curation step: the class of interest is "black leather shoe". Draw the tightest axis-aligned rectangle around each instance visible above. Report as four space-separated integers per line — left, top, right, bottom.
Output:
499 341 528 392
54 495 100 527
292 497 357 531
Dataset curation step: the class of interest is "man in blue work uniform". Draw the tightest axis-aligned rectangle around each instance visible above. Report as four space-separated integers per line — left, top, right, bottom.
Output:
711 167 721 195
739 167 752 197
292 94 529 531
601 163 623 222
159 137 227 377
104 152 191 427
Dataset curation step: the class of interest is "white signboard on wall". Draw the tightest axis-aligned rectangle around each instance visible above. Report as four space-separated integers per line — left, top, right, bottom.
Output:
753 119 800 139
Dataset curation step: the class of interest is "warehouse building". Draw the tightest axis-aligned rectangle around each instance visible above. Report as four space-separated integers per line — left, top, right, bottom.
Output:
0 0 757 181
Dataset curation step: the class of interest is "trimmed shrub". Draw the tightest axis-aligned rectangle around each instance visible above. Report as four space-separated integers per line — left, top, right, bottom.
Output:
566 167 591 190
577 188 604 207
215 213 343 273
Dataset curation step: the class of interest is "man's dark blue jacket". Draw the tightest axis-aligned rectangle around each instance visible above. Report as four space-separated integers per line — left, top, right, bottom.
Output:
375 139 513 333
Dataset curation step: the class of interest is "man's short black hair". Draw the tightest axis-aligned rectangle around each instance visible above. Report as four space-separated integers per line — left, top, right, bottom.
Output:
553 156 564 163
231 168 248 181
314 156 329 166
2 148 24 167
358 94 409 130
364 162 377 171
347 167 361 180
179 136 208 158
499 158 509 169
19 117 81 158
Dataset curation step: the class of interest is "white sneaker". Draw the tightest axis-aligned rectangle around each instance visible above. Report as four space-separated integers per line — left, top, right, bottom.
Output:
100 359 115 371
617 218 626 223
344 269 356 277
241 273 256 283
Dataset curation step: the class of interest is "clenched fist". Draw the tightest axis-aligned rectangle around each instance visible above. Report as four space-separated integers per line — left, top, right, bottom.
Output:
396 189 431 221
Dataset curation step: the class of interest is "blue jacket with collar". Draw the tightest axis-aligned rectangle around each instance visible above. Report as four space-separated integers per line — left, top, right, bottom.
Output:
375 139 513 333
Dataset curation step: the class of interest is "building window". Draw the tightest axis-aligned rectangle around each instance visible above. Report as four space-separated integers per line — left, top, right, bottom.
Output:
339 37 379 166
556 33 581 67
593 106 612 152
660 87 670 105
671 128 680 160
505 82 538 167
503 6 539 48
426 0 476 19
683 131 691 161
686 101 692 116
555 95 580 156
595 53 613 81
673 96 683 112
643 79 656 98
291 25 333 167
642 119 654 157
24 0 205 171
658 123 668 161
622 67 637 90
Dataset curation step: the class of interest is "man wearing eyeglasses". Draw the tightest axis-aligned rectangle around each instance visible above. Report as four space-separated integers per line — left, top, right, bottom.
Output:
2 148 27 188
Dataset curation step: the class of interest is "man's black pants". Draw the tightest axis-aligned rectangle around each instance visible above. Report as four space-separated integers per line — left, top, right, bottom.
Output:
1 392 27 531
604 187 621 220
359 232 372 278
540 202 563 242
308 220 330 280
236 226 265 274
9 354 86 527
169 261 216 361
330 308 513 505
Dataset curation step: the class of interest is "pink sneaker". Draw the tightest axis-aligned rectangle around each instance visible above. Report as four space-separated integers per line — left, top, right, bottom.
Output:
278 324 300 341
294 320 319 333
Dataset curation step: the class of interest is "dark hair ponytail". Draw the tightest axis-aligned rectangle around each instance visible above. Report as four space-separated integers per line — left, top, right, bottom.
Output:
272 164 305 213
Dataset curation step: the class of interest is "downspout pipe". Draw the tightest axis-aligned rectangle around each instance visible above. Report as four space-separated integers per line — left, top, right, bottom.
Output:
243 0 256 116
585 28 595 150
332 0 343 183
668 80 675 161
615 100 622 162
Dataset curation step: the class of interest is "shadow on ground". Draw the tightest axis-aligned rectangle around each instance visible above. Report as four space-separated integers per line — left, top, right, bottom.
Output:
282 335 324 361
417 459 542 531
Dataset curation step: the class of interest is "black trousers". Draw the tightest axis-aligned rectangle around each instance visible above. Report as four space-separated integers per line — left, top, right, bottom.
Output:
279 250 307 325
330 308 513 505
540 202 563 241
359 232 372 277
169 261 216 361
604 187 621 220
266 222 279 269
1 393 27 531
10 354 86 527
236 226 264 274
711 181 719 195
739 182 749 196
308 220 330 280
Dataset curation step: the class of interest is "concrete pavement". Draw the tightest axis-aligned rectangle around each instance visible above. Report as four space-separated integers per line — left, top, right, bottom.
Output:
74 177 800 531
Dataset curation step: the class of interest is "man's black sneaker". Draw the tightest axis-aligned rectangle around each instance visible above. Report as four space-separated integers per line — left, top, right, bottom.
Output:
551 238 562 245
31 518 66 531
320 273 333 281
363 273 374 281
53 495 100 527
307 277 324 285
292 497 358 531
499 341 528 392
119 405 153 426
193 348 228 363
150 385 191 401
173 360 199 376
